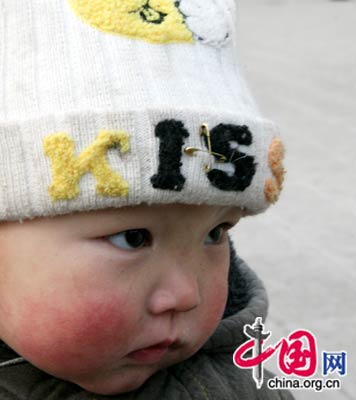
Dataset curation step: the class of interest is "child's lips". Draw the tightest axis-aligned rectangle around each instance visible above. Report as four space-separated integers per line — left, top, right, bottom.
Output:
127 339 179 364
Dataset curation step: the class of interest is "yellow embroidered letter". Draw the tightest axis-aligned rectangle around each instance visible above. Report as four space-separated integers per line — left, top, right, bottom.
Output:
43 130 130 201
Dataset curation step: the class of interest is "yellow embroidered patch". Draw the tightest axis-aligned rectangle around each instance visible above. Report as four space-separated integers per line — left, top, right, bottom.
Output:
43 130 130 201
67 0 194 44
265 137 286 204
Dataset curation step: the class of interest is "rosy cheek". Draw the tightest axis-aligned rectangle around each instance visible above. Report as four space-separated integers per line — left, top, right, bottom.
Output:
208 256 230 317
193 270 229 346
204 279 228 327
15 292 136 377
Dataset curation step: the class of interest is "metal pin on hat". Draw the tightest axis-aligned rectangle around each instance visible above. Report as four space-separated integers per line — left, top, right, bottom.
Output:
184 123 227 172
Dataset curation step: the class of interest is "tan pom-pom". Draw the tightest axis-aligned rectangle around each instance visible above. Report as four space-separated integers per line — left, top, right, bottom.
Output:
265 137 286 203
265 178 281 204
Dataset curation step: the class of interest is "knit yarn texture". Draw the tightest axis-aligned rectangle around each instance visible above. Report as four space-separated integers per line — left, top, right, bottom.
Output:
0 0 285 221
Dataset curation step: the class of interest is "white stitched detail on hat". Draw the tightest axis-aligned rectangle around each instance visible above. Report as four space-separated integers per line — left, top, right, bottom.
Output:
178 0 235 46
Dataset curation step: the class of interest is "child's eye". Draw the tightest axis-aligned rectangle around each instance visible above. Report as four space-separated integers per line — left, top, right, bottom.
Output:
204 224 230 245
107 229 151 250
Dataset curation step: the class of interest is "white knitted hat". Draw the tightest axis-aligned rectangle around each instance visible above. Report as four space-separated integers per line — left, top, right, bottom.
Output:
0 0 285 222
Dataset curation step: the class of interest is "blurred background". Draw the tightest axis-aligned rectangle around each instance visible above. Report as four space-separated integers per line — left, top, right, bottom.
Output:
230 0 355 399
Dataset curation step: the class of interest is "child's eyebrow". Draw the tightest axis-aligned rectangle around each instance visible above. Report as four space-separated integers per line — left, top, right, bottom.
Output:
64 206 243 237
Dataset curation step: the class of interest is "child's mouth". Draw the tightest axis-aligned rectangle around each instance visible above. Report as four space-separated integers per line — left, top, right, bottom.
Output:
127 340 177 364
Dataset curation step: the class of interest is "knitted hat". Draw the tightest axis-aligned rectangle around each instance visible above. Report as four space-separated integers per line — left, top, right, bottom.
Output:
0 0 285 222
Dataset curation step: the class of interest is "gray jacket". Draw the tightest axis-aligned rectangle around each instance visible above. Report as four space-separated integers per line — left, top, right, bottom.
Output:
0 243 294 400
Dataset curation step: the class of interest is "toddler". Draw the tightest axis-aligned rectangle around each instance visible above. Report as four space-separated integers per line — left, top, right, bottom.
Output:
0 1 293 398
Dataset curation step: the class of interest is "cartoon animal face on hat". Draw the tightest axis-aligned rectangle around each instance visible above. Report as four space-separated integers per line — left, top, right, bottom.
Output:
67 0 235 45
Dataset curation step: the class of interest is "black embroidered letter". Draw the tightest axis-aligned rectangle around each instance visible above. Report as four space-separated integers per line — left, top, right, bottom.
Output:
204 124 256 192
151 119 189 191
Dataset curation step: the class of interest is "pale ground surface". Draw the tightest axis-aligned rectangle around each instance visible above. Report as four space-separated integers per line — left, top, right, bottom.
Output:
230 1 355 399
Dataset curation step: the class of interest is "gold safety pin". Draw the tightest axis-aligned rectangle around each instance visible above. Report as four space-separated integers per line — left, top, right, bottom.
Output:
184 124 227 172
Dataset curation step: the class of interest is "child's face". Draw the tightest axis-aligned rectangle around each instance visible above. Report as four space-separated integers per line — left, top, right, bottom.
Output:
0 204 241 395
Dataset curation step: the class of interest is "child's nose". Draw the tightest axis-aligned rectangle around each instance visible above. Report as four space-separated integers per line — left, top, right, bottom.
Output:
147 268 201 315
